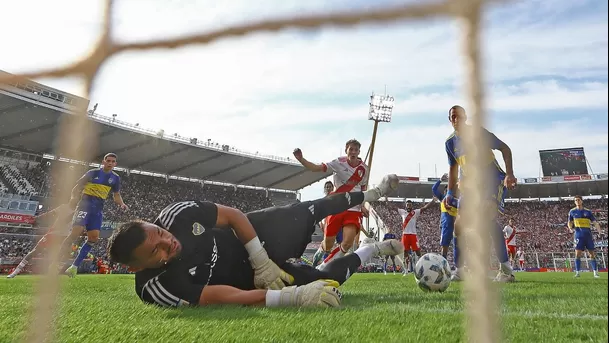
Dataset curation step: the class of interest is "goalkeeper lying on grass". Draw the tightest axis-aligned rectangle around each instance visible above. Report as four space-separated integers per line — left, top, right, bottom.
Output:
107 174 403 308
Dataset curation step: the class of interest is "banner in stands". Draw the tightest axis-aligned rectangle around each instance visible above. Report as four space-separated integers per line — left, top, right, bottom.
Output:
563 175 582 181
0 212 35 224
598 173 608 180
542 176 552 182
427 177 441 182
596 240 608 248
524 178 537 183
539 147 588 177
398 176 419 182
580 174 592 180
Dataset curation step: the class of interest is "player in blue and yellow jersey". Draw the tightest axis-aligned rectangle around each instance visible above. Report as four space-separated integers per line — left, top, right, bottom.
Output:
568 195 601 278
62 153 129 277
431 175 461 278
442 105 517 282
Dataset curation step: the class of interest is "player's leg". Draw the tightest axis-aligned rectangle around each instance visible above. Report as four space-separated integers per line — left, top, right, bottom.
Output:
65 212 102 278
573 234 586 277
390 255 398 275
585 234 599 278
318 221 359 271
282 239 403 286
383 255 389 275
518 259 524 271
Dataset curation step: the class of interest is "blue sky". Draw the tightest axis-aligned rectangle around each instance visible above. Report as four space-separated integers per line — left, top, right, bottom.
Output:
0 0 607 201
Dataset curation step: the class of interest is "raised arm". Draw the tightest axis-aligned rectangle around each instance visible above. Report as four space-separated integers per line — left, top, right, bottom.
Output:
431 179 444 201
293 148 326 172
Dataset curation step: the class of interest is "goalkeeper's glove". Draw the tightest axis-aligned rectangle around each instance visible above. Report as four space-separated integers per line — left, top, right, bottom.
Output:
266 280 342 308
247 237 294 290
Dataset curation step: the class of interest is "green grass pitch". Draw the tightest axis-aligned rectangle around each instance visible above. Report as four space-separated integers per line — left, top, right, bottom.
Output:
0 273 607 343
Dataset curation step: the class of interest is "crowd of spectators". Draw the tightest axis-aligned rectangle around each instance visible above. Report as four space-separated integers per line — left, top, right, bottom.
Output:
0 159 607 273
371 198 608 265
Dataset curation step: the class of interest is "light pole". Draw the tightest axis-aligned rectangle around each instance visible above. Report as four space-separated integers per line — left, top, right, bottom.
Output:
364 91 394 239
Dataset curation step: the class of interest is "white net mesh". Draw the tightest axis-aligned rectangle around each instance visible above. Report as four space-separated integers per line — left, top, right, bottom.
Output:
0 0 508 341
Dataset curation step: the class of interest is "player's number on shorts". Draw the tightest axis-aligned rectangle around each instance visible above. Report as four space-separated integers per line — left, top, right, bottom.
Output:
77 211 87 219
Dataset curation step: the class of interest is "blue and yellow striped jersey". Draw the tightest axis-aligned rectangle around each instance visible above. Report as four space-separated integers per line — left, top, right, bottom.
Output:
431 179 457 217
568 207 596 230
445 127 506 181
79 168 121 209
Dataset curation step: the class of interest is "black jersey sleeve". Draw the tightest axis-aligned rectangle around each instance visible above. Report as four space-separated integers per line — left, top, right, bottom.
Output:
154 200 218 232
139 269 204 307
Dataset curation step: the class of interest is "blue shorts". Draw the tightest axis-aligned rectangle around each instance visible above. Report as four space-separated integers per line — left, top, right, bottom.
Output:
440 213 456 247
383 233 397 241
574 230 595 251
72 208 103 231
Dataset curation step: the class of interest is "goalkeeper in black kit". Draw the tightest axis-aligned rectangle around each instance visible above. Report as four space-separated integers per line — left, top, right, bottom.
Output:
107 174 403 309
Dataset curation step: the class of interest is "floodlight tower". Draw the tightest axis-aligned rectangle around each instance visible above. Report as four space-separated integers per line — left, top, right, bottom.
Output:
364 91 395 185
363 91 394 240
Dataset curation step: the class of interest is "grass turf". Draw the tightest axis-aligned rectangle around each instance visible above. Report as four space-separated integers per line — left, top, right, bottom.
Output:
0 273 607 343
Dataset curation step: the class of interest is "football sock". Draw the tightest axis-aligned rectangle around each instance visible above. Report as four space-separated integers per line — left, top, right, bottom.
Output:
72 241 94 267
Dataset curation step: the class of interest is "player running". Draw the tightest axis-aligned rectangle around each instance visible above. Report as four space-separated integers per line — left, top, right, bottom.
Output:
503 218 518 268
431 175 460 272
60 153 129 278
442 105 517 282
6 202 76 278
293 139 369 270
567 195 601 278
399 199 435 273
107 174 402 308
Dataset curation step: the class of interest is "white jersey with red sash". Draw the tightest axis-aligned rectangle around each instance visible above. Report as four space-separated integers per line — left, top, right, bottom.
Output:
398 208 421 235
322 157 369 212
504 225 517 246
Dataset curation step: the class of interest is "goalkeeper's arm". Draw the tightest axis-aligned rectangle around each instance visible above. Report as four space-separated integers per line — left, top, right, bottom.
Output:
199 280 341 308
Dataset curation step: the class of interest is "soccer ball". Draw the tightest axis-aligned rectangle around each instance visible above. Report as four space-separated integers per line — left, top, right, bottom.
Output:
414 253 452 292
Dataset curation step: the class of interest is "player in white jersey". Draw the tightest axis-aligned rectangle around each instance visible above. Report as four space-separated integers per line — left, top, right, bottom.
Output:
516 248 525 271
294 139 369 270
503 218 518 268
398 199 435 272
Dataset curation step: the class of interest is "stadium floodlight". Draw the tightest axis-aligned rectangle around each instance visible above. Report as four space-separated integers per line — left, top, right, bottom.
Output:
368 93 395 123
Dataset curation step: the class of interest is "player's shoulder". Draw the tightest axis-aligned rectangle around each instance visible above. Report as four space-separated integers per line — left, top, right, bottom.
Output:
445 132 456 143
155 200 202 228
336 156 348 163
86 168 100 175
111 171 120 177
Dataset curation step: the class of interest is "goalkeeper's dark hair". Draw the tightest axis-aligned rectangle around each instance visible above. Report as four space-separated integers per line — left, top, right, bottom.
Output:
107 220 147 265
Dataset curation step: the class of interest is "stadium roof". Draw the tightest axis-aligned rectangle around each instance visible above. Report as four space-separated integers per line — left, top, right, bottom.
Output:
393 175 609 200
0 70 331 191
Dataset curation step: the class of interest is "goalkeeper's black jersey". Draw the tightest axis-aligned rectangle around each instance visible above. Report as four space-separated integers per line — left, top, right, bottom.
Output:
134 200 254 307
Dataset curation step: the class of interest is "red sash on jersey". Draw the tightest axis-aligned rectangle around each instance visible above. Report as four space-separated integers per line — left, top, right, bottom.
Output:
333 165 366 194
506 228 516 245
402 211 415 231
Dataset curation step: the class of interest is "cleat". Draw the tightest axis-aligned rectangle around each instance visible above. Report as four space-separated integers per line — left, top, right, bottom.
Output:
374 239 404 257
6 273 16 279
65 265 78 278
376 174 399 198
593 274 600 279
493 272 516 283
574 273 580 278
451 271 463 282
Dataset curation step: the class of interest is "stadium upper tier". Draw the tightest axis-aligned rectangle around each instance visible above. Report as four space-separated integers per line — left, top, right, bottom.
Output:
0 70 330 191
394 175 608 199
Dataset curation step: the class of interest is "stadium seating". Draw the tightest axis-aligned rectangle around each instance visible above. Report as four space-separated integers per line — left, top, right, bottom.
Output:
0 164 37 196
0 158 607 271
